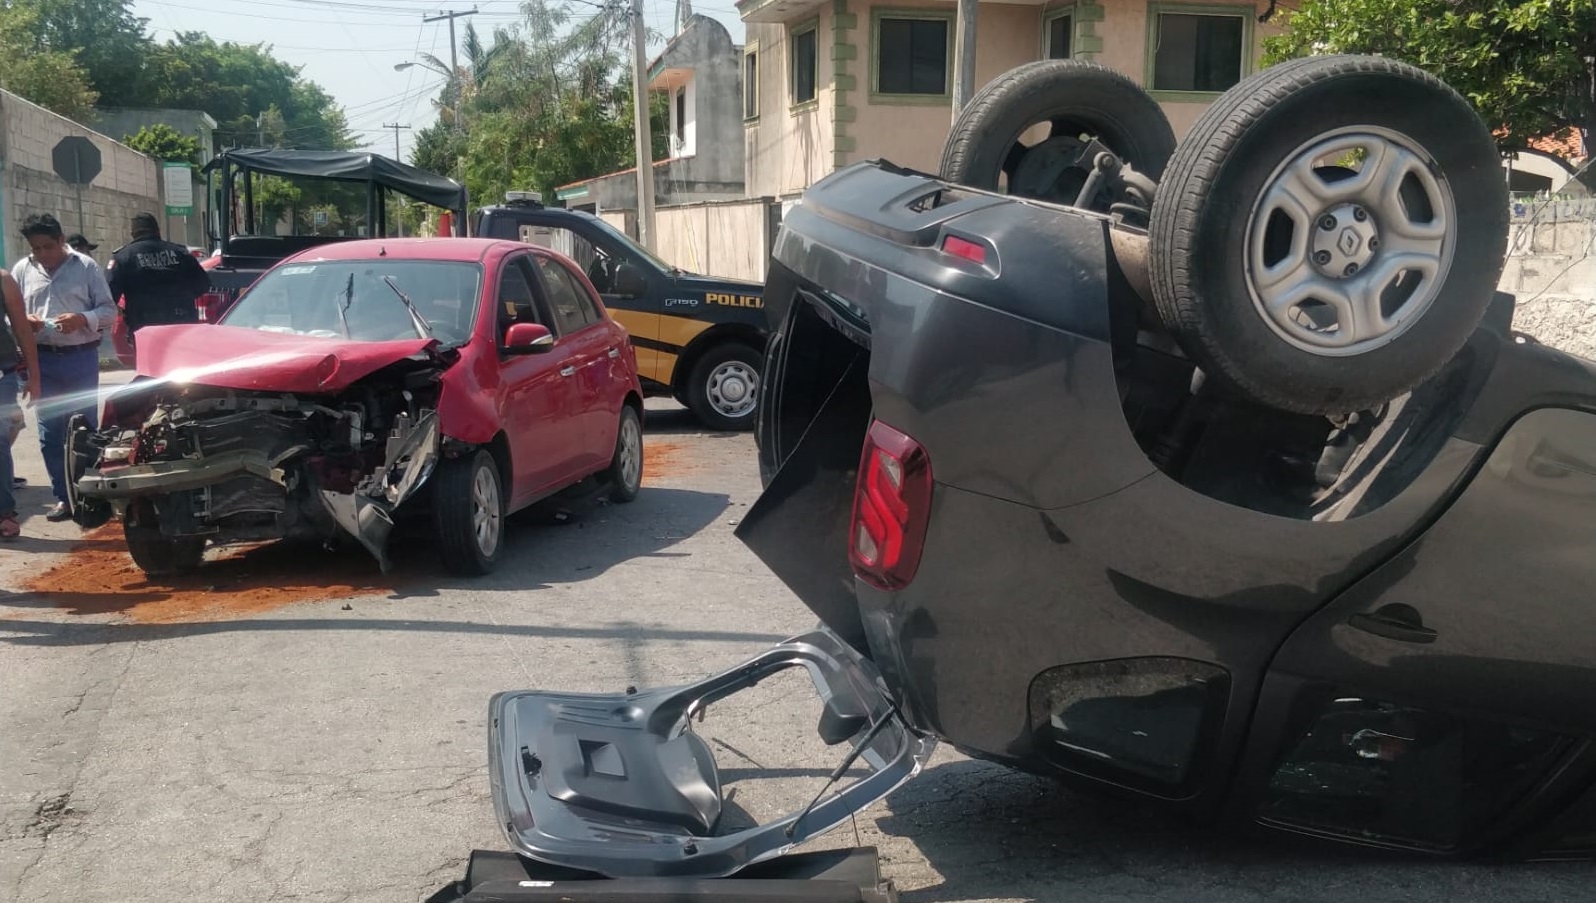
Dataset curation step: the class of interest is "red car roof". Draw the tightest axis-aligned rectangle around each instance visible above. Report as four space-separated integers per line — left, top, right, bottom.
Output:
280 237 519 264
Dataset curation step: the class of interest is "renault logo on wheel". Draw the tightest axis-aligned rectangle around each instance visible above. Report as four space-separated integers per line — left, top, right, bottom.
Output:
1337 227 1361 257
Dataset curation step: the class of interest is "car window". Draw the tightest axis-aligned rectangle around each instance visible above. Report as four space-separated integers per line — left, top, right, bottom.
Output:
537 256 600 335
519 223 618 294
497 256 543 338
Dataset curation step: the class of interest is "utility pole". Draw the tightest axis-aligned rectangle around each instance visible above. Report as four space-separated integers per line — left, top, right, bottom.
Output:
383 122 412 162
384 123 413 237
950 0 977 122
630 0 658 251
425 7 477 234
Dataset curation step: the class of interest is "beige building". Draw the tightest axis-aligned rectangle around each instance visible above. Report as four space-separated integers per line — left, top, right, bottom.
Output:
738 0 1285 199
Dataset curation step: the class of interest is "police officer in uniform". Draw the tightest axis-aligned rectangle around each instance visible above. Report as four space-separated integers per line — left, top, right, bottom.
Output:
107 213 210 352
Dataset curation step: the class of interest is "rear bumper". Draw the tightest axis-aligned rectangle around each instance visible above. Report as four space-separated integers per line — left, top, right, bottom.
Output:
487 628 934 878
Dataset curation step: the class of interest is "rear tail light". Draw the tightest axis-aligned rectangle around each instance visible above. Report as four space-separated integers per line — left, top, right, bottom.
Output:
849 419 933 591
196 291 227 322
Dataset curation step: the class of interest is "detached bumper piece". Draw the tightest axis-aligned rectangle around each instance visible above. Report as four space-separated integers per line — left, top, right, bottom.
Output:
487 628 934 879
437 846 898 903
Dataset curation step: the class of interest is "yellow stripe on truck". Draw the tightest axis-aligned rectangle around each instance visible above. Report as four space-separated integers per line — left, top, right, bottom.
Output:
658 314 713 350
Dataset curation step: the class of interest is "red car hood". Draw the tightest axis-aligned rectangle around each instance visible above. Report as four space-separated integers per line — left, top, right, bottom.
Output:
133 324 440 394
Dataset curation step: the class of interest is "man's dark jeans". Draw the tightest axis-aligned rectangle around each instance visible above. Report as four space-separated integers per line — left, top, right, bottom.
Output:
35 344 100 504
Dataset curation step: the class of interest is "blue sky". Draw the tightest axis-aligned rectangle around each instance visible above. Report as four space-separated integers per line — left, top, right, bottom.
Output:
130 0 746 163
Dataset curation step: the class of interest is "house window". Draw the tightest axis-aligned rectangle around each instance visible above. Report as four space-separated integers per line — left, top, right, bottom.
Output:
1045 12 1072 59
874 14 951 96
790 22 818 106
675 88 687 147
1149 6 1248 94
744 49 759 120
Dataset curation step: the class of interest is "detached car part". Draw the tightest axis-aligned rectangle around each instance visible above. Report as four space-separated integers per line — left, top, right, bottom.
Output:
488 628 934 878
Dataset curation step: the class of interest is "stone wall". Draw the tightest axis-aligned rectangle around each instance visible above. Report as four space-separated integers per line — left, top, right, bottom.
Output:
0 90 162 269
1503 198 1596 360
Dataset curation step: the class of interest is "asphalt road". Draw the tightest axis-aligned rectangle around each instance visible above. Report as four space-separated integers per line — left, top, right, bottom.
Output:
1 388 1590 902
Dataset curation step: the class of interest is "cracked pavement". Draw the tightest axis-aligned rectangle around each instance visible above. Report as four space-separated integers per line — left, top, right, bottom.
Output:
2 394 1591 902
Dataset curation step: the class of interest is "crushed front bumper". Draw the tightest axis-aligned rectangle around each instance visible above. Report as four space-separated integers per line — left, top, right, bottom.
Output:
487 628 935 879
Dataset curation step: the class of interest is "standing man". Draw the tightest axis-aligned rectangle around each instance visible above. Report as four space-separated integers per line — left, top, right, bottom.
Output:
1 266 42 539
12 213 116 522
107 212 210 349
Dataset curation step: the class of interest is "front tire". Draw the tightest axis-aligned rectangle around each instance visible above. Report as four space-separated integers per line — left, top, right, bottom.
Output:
433 449 505 576
685 343 761 432
124 505 205 577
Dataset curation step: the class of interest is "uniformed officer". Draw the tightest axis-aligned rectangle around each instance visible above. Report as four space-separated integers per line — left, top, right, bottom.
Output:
107 212 210 344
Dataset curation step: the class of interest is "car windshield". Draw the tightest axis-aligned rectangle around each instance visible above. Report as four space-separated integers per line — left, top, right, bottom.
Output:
221 259 483 346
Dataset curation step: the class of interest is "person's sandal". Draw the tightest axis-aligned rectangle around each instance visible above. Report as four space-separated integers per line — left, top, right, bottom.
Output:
0 513 19 541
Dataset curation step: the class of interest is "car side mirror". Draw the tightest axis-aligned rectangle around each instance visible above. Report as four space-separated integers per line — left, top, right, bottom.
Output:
504 322 555 354
612 262 646 297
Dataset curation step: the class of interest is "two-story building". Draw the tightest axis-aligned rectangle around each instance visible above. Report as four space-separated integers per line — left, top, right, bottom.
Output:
739 0 1284 200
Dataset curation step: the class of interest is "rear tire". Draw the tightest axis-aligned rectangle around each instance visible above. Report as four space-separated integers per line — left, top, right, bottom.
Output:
685 343 761 432
1148 55 1509 415
124 507 205 577
433 449 505 576
604 405 644 503
940 59 1176 209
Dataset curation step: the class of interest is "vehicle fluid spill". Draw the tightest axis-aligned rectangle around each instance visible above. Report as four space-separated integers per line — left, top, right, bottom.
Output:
642 440 697 480
22 524 400 624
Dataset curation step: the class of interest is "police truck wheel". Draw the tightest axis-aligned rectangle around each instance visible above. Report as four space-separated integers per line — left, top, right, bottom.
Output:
686 344 761 432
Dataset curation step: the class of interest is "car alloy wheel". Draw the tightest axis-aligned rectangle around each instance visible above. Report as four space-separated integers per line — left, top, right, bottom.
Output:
617 411 642 493
1244 126 1456 358
472 463 502 558
706 359 758 420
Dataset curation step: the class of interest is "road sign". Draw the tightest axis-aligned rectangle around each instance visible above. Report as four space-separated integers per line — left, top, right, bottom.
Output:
313 211 329 227
51 136 101 185
163 162 194 216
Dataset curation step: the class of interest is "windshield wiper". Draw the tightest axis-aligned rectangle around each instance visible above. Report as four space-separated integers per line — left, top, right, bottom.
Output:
337 273 354 339
382 275 433 339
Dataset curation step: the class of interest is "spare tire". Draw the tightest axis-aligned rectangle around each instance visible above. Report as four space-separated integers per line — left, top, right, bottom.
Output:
1148 55 1509 416
940 60 1176 210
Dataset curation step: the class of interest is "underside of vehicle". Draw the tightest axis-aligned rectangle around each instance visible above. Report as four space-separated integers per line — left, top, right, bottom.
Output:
456 55 1596 897
69 346 448 576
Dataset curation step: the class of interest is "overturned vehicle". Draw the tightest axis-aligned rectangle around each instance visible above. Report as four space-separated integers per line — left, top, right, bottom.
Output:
456 56 1596 897
69 237 646 578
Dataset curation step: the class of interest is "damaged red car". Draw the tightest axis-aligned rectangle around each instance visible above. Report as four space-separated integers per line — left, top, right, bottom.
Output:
65 237 646 578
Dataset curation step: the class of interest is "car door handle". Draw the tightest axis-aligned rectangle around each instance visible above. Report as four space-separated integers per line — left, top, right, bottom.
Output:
1348 605 1437 644
560 365 576 377
608 347 620 359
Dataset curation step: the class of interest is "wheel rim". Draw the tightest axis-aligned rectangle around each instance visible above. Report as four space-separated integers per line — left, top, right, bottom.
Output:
471 464 502 557
706 360 758 420
1244 126 1457 358
617 413 642 490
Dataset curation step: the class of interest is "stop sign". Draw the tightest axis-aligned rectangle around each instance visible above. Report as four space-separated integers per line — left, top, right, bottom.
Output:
52 136 101 185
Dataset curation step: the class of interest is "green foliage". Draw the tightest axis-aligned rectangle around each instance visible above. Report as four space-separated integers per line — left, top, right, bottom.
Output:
1263 0 1596 148
123 123 201 164
409 0 669 206
0 3 99 119
142 32 353 152
8 0 150 107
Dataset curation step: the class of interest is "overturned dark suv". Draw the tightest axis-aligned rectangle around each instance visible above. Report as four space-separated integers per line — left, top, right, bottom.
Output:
471 55 1596 890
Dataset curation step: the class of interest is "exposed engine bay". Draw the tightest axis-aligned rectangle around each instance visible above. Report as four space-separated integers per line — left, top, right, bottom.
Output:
68 357 446 575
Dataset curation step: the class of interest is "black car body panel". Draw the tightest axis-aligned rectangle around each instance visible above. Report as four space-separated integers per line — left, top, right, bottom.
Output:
486 628 934 878
474 201 766 396
732 159 1596 860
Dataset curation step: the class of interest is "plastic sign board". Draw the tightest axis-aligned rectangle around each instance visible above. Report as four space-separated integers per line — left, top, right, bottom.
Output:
163 162 194 216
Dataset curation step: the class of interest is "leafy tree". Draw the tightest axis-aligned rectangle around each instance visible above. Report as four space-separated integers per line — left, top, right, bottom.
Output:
411 0 670 205
1263 0 1596 150
8 0 152 108
123 123 201 165
0 3 99 119
140 32 353 152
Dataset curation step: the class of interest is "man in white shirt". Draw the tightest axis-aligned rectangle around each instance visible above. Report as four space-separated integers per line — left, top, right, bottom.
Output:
11 213 116 521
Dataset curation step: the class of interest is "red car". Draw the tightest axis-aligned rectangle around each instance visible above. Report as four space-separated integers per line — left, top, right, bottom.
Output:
67 238 646 578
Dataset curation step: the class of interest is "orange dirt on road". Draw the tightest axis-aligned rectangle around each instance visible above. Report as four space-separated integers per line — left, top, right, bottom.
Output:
21 524 399 624
643 440 697 480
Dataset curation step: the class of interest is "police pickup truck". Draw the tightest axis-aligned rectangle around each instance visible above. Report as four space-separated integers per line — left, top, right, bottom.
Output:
475 194 767 431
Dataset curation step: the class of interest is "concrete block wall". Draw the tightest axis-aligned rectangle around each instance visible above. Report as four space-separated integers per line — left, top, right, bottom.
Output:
1503 198 1596 360
0 90 161 269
